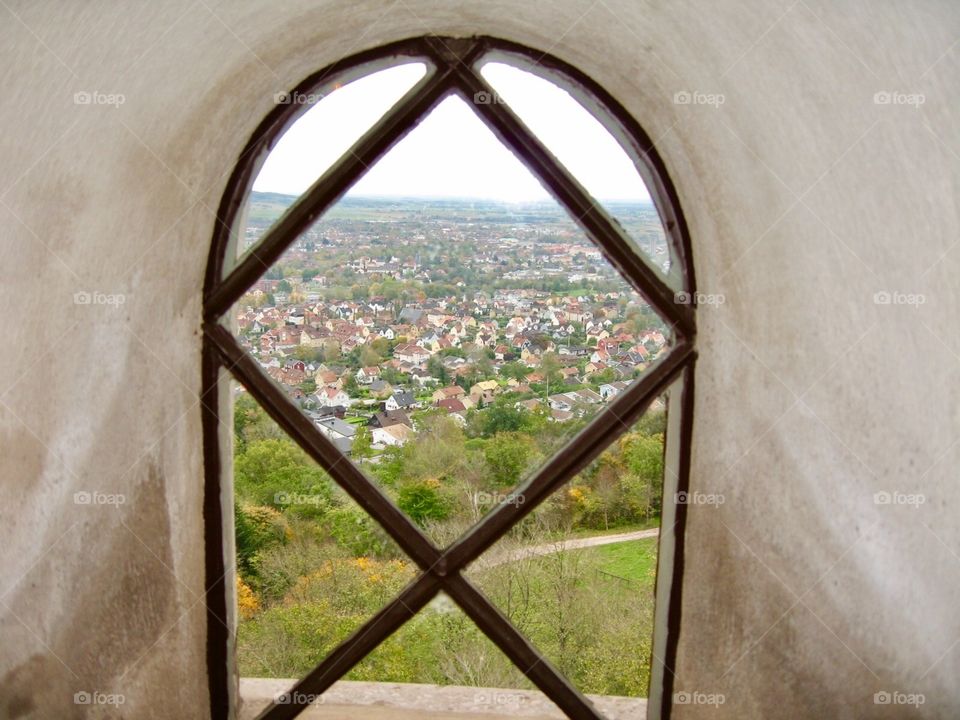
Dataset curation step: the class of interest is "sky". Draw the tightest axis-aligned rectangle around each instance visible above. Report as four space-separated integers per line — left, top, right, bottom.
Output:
252 61 652 203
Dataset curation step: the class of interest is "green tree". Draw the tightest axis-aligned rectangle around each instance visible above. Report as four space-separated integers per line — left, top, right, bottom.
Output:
397 480 450 526
483 432 533 487
360 344 381 368
540 352 562 390
352 426 373 464
500 361 529 382
427 355 450 385
234 438 332 517
480 399 529 437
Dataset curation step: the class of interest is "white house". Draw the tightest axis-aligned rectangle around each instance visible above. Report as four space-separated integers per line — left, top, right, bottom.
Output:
314 387 351 408
372 423 413 447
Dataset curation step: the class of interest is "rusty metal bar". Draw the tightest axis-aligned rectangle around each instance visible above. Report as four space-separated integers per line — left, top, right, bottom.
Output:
202 34 698 720
436 54 694 341
205 322 440 569
443 574 603 719
205 65 455 320
438 342 692 575
256 574 441 720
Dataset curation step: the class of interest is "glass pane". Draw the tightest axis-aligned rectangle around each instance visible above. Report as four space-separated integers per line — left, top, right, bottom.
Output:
478 60 678 286
230 65 674 716
229 93 673 548
233 380 414 680
466 403 668 699
232 61 429 266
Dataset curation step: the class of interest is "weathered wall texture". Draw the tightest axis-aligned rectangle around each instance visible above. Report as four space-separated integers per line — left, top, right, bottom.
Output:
0 1 956 718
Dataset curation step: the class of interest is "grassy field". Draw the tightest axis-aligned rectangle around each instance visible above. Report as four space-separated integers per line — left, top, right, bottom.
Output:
587 537 659 585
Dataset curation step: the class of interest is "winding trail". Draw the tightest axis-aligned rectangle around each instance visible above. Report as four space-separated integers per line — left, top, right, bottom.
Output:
475 527 659 568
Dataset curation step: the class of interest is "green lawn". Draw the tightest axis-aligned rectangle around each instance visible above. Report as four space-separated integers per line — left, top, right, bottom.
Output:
582 537 658 585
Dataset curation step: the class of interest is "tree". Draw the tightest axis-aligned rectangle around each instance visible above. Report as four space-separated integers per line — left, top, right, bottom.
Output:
323 340 341 362
234 393 284 451
540 352 562 391
500 361 529 382
292 345 323 363
480 399 529 437
483 432 533 487
397 479 450 526
342 373 359 395
352 426 373 464
234 438 332 517
360 344 381 368
427 355 450 385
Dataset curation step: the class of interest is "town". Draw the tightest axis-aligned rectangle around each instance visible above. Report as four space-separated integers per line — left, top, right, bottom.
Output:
232 194 673 694
233 193 671 456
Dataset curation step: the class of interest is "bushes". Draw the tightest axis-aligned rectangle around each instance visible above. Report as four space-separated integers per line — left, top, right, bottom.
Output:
233 392 667 695
235 503 289 585
397 479 451 526
234 438 333 519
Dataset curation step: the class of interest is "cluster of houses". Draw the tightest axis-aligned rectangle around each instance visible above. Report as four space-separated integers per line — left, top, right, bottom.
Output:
234 284 667 458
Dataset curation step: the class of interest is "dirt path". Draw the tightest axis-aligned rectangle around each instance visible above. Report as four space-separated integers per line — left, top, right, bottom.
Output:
475 527 660 568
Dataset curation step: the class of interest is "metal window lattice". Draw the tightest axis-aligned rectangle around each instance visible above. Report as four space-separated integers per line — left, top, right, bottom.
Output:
202 35 696 720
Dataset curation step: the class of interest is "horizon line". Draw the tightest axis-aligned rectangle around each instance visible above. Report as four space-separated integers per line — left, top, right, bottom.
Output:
250 189 654 204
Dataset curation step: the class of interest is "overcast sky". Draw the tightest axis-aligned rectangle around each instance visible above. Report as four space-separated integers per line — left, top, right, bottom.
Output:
253 61 651 203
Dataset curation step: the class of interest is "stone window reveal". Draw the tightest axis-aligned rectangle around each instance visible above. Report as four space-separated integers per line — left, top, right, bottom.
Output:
202 35 697 720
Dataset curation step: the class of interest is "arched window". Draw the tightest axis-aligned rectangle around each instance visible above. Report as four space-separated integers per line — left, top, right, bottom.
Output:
203 35 696 720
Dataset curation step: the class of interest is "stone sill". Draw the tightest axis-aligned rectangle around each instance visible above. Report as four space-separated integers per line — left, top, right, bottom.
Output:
240 678 647 720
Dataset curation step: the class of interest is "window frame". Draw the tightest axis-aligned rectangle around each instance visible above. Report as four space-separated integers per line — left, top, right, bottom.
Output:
202 34 697 720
